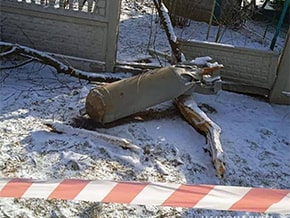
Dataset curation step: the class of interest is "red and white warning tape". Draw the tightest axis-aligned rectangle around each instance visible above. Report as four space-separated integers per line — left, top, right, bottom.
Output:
0 178 289 214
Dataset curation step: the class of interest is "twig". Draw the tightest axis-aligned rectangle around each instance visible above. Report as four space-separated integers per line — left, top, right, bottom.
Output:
146 5 155 53
147 48 171 61
0 46 19 58
0 58 34 70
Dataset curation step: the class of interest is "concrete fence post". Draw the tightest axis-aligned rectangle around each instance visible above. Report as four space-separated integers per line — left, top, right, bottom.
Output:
105 0 121 72
270 30 290 105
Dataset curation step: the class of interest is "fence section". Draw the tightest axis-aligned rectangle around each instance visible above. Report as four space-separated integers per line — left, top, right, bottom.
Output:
0 0 121 71
270 31 290 105
180 40 279 96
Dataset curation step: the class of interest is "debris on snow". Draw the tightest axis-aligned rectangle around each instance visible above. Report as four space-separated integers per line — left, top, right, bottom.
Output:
44 121 142 153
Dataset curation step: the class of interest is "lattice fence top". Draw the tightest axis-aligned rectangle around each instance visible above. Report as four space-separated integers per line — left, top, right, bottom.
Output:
15 0 107 16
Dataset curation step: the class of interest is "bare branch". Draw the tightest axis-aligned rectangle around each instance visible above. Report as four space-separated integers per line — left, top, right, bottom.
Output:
0 58 34 70
0 46 19 58
0 42 128 82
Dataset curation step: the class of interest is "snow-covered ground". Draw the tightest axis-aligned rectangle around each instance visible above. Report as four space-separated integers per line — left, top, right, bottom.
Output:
1 0 290 217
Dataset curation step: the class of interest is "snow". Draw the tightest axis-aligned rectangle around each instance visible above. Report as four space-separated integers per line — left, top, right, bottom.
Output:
190 56 213 65
1 0 290 217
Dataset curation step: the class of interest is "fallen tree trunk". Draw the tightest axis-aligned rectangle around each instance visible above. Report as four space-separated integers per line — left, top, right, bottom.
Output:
174 95 225 178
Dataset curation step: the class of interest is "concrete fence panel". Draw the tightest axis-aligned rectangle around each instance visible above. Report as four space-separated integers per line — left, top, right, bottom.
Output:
180 40 279 96
0 0 121 71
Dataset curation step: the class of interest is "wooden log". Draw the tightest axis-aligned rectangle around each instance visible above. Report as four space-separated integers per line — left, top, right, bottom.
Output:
174 95 225 178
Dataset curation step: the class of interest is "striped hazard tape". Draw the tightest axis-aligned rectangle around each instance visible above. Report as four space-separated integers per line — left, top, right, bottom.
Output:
0 178 289 214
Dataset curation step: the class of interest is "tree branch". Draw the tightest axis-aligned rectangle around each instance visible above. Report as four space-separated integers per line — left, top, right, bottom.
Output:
175 95 225 178
152 0 186 63
0 58 34 70
0 46 19 58
0 42 128 82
